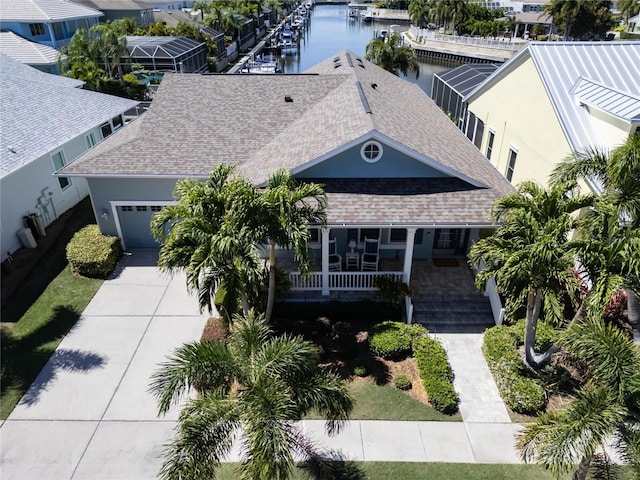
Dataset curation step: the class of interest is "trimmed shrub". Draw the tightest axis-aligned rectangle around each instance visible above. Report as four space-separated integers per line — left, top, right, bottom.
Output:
413 336 458 414
621 31 640 40
66 225 122 277
482 321 550 414
353 361 368 377
368 321 427 359
394 374 412 390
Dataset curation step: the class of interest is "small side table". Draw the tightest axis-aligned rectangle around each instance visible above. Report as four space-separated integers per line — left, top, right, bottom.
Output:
345 251 359 270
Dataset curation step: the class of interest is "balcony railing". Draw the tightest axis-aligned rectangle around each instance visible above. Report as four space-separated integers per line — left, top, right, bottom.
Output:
289 271 404 291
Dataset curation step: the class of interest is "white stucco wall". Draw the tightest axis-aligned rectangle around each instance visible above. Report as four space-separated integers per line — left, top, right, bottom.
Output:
0 130 98 261
467 57 573 187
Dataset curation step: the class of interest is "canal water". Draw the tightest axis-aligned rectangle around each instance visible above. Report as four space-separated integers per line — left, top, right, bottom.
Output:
277 3 459 95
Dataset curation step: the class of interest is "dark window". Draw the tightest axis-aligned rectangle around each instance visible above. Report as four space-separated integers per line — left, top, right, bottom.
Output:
29 23 45 36
136 206 147 212
121 205 133 211
506 148 517 182
389 229 407 243
150 205 162 212
486 131 495 160
363 142 381 161
112 115 124 130
309 228 319 243
101 122 113 138
359 228 380 242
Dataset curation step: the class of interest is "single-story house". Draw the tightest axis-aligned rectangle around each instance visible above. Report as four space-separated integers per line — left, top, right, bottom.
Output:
58 50 513 315
0 54 138 261
0 0 103 49
461 42 640 187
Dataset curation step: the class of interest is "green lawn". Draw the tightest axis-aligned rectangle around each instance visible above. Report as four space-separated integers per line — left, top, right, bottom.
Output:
0 199 102 419
346 379 461 421
216 462 567 479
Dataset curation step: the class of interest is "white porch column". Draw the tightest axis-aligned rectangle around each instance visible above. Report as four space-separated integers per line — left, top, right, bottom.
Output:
403 227 417 284
321 228 330 296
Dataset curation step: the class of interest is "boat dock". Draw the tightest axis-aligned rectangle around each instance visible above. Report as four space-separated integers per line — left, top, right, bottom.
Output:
361 8 410 23
404 26 524 63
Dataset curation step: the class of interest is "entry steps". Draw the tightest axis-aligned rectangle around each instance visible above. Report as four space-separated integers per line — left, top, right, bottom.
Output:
412 293 495 333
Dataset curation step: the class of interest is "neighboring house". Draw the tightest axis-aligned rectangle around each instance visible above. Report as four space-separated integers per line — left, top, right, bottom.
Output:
628 14 640 33
431 63 500 140
58 50 513 311
70 0 154 26
0 0 103 49
462 42 640 188
126 35 208 72
0 30 61 73
146 0 190 10
512 11 555 39
0 54 139 262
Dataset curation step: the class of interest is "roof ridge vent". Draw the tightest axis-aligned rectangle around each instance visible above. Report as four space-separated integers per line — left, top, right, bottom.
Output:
346 52 354 67
355 81 372 114
356 58 365 68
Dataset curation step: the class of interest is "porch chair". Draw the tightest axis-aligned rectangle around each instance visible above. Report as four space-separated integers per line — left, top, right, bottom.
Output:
361 237 379 271
328 238 342 271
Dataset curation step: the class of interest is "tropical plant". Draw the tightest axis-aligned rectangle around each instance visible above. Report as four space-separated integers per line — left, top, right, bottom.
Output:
151 165 265 324
544 0 584 39
258 170 327 322
149 311 353 480
518 312 640 480
409 0 430 28
365 32 419 77
617 0 640 26
469 181 594 369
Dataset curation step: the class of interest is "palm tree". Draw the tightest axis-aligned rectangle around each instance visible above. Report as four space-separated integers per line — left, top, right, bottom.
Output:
409 0 430 28
469 181 594 369
89 23 130 82
258 170 327 322
151 165 265 323
519 312 640 480
149 311 353 480
544 0 584 39
365 33 420 77
617 0 640 27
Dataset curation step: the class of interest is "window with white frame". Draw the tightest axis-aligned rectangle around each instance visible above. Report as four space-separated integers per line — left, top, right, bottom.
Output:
360 141 383 163
112 115 124 131
101 122 113 139
388 229 407 243
51 151 70 190
486 130 495 160
85 132 96 149
506 147 517 182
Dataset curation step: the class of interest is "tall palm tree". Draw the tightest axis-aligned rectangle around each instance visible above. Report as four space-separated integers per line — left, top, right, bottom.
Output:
544 0 584 39
519 312 640 480
365 33 420 77
149 311 353 480
469 181 594 369
409 0 430 28
89 23 130 82
258 170 327 322
151 165 265 323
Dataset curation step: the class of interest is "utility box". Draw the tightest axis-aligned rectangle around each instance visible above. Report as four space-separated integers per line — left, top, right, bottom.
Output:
17 228 37 248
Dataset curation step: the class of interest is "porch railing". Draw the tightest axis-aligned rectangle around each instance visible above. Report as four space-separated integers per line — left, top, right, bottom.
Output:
289 271 404 291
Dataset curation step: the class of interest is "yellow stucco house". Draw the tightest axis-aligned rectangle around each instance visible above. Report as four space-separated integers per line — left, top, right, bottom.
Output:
461 41 640 192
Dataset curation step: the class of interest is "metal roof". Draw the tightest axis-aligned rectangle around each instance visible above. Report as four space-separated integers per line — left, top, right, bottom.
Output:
0 54 138 179
71 0 154 11
126 36 204 59
571 76 640 123
0 0 103 22
466 42 640 153
0 31 59 65
435 63 500 97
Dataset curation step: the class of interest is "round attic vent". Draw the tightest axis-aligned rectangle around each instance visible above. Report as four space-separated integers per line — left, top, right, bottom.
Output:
361 141 383 163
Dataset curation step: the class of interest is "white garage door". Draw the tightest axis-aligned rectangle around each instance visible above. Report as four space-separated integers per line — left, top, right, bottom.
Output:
117 205 161 249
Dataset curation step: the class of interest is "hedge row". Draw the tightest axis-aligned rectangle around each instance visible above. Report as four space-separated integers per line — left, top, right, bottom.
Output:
413 336 459 414
368 321 427 359
66 225 122 278
482 319 555 414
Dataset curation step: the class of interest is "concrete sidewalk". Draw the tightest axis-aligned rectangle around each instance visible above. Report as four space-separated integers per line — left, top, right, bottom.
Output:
0 251 523 480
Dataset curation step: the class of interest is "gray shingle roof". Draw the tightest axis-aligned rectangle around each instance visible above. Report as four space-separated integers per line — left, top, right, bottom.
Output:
0 0 103 22
60 50 513 225
70 0 153 11
0 54 139 178
0 31 59 65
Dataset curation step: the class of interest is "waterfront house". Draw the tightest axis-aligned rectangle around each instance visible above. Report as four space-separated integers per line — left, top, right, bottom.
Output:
0 54 138 262
57 50 513 322
0 0 103 49
461 42 640 188
126 35 208 73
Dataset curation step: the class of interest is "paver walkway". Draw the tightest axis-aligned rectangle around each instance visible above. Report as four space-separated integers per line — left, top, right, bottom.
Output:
1 251 523 480
436 334 511 423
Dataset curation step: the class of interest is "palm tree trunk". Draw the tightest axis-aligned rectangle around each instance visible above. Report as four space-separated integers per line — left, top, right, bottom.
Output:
524 289 559 369
265 243 276 322
572 456 591 480
626 289 639 325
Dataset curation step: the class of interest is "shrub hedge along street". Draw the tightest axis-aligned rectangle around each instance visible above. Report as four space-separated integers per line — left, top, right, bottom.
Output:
66 225 122 278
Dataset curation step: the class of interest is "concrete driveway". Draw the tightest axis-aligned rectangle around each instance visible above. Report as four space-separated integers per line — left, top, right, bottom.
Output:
1 251 208 480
